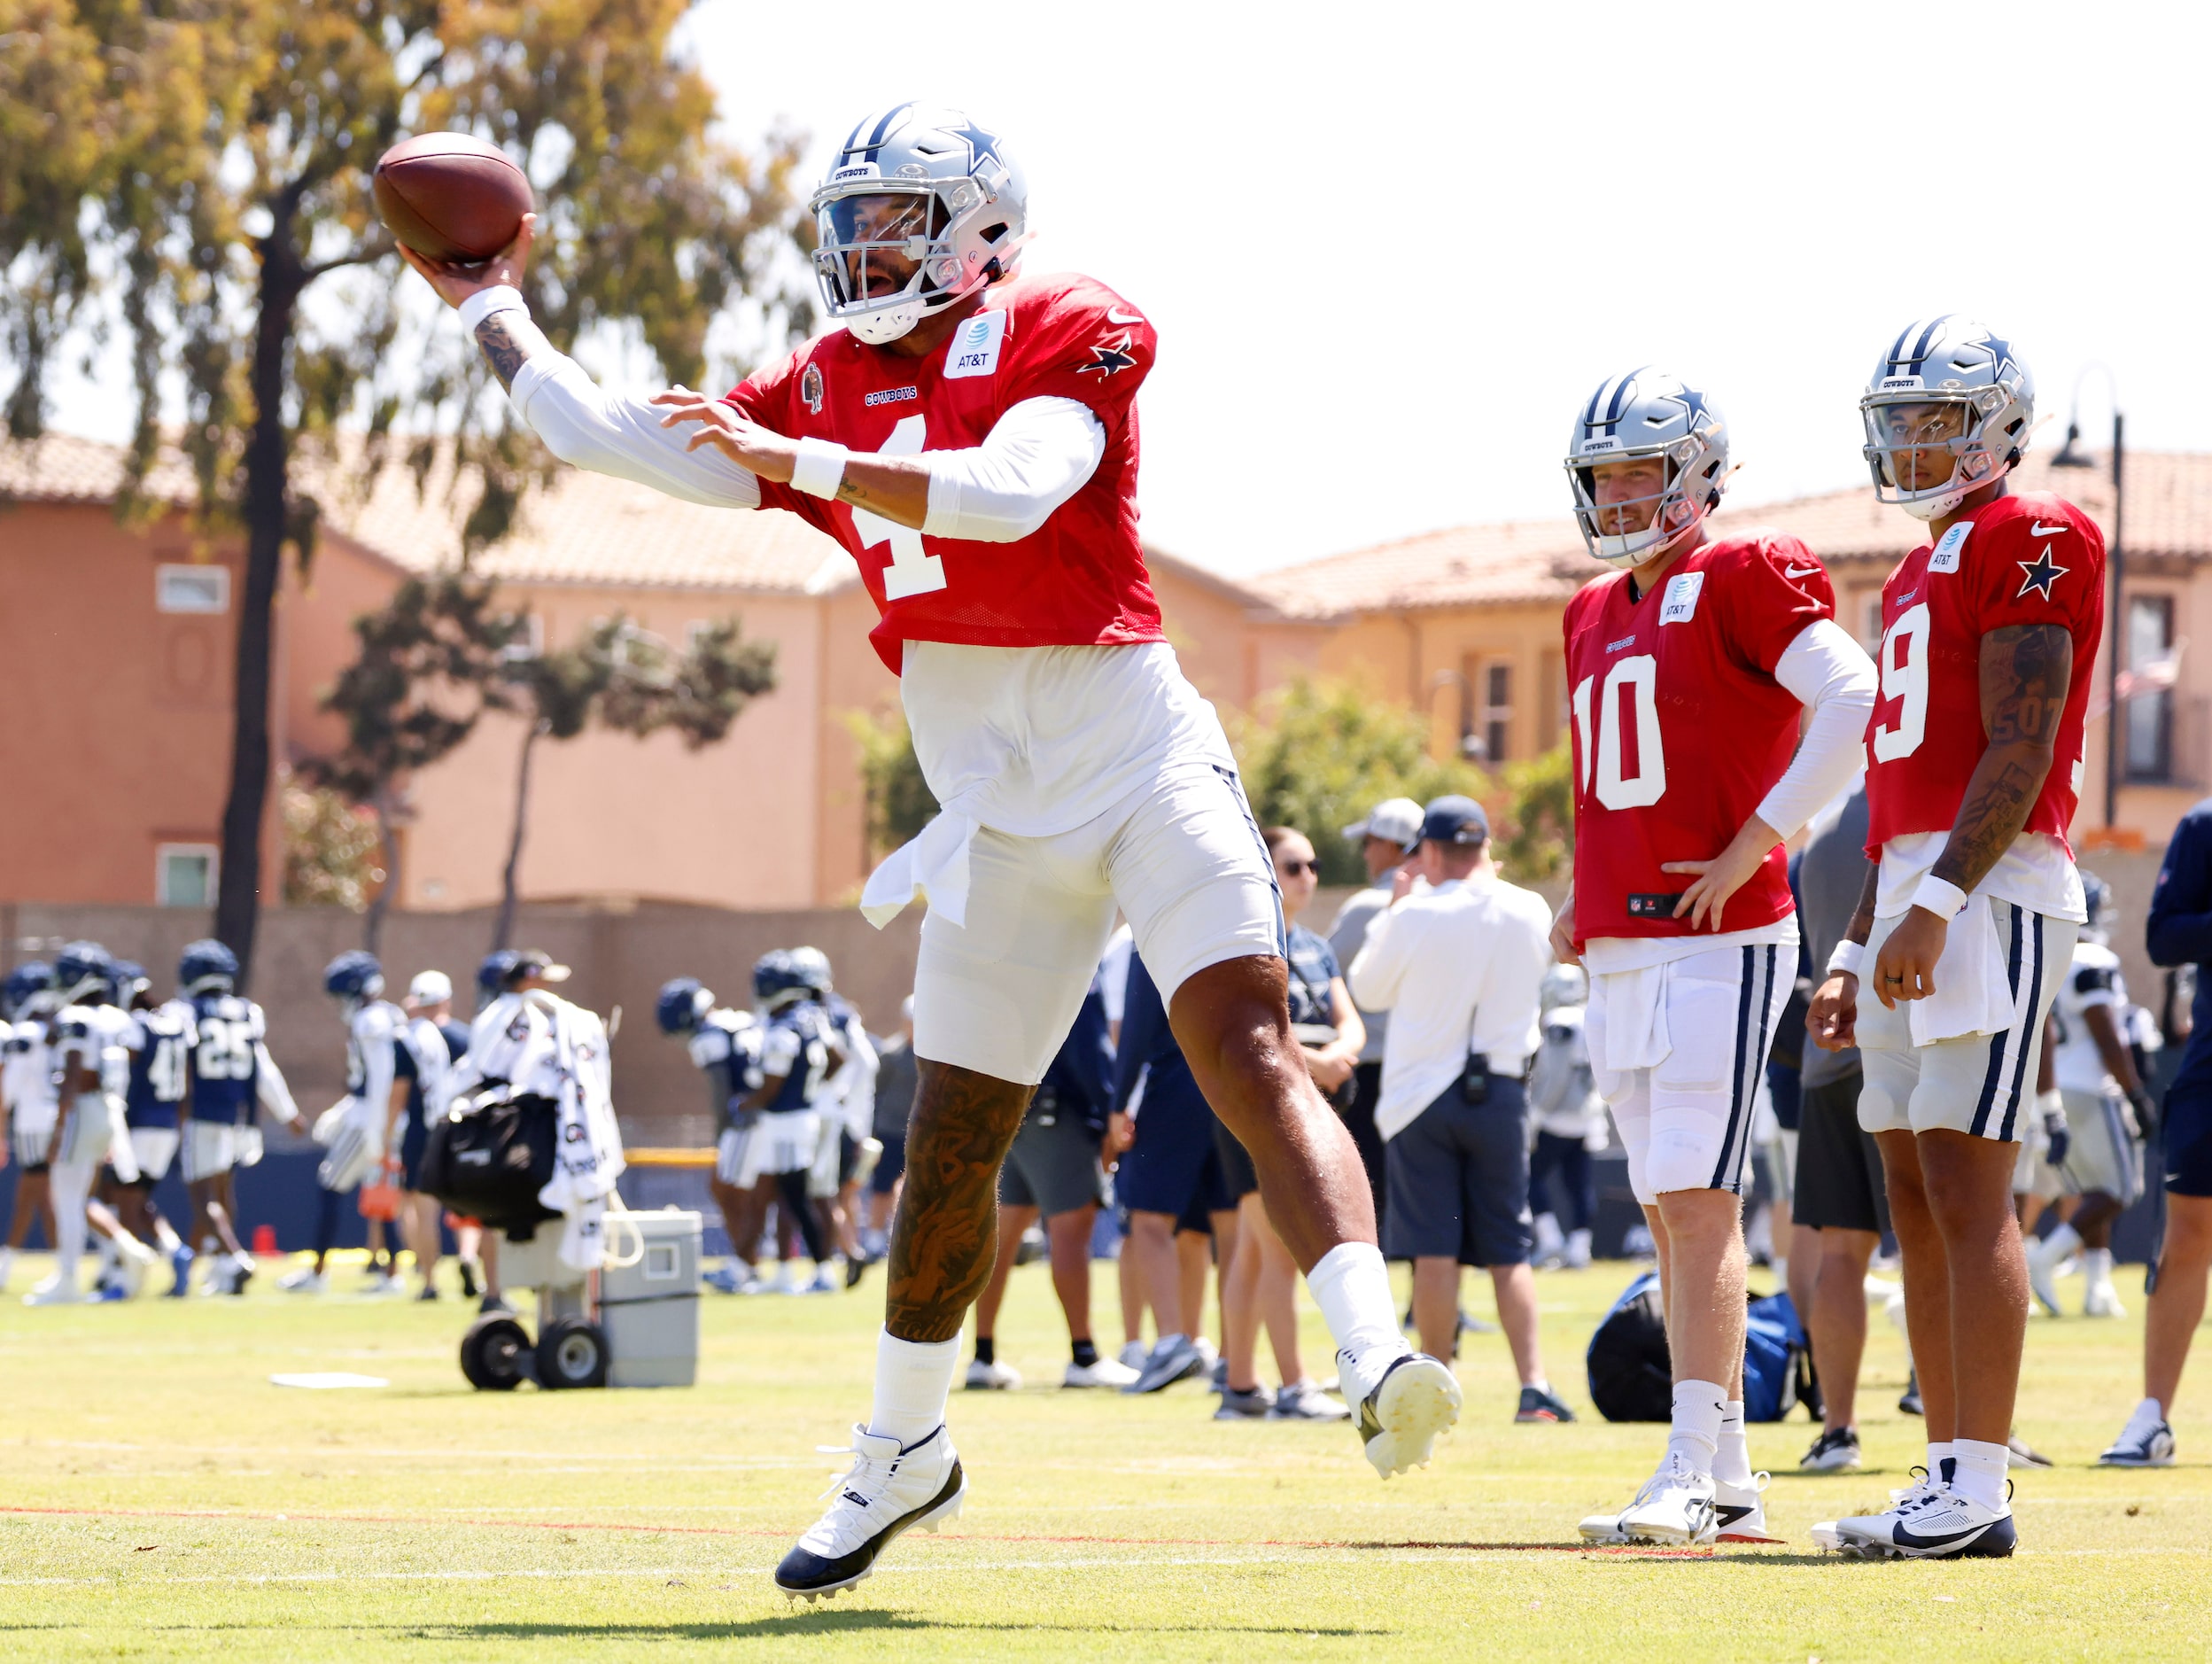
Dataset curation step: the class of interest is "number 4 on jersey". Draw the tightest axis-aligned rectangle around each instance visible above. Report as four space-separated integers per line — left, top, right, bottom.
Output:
1572 656 1667 810
850 415 946 600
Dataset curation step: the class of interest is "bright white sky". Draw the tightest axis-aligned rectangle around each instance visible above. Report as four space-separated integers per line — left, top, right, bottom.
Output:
46 1 2212 578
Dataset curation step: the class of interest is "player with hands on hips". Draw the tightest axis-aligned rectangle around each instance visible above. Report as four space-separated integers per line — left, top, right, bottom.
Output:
1806 319 2104 1561
402 102 1459 1602
1550 369 1876 1547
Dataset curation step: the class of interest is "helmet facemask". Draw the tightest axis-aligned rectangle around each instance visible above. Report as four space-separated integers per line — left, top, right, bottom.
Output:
811 173 1016 346
1568 439 1724 573
1860 387 2022 522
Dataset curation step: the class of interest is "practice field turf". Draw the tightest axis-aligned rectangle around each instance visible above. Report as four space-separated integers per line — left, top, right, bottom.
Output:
1 1252 2206 1660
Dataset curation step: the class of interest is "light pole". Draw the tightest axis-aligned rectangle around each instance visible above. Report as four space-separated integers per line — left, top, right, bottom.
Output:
2050 365 2123 828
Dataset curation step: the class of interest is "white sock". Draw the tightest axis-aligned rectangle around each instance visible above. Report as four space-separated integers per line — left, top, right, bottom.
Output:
2040 1222 2082 1263
868 1328 960 1446
1926 1439 1956 1486
1666 1380 1727 1478
1305 1242 1412 1404
1714 1399 1755 1489
152 1217 182 1254
1950 1437 2011 1511
2124 1395 2167 1435
2084 1247 2115 1282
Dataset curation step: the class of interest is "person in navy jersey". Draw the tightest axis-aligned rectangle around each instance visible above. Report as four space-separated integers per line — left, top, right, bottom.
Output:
177 938 301 1295
2098 799 2212 1466
111 966 197 1296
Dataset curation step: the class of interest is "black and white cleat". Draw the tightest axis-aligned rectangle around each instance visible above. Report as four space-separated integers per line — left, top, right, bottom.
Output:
774 1424 965 1600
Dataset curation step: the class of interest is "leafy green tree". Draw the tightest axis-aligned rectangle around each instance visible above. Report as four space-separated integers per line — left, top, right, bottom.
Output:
1230 677 1572 887
0 3 808 983
301 574 525 950
842 708 940 865
280 780 383 912
492 615 776 951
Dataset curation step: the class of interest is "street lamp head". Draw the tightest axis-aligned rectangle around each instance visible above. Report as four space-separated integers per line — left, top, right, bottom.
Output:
2050 421 2092 469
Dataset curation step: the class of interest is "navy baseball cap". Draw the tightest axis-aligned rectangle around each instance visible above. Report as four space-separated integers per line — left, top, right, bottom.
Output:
1419 795 1489 846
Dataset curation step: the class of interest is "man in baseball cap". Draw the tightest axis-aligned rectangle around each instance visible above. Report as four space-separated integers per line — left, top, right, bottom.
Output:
1328 796 1429 1226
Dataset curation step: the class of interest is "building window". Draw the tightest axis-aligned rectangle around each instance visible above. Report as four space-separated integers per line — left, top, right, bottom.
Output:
1483 663 1512 765
2124 594 2177 782
157 844 218 907
1859 591 1885 655
157 564 229 614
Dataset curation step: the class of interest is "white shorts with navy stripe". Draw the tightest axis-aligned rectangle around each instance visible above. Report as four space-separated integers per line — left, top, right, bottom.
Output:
1857 902 2074 1143
1586 942 1792 1206
913 759 1284 1085
2057 1085 2144 1205
714 1125 752 1188
12 1113 58 1170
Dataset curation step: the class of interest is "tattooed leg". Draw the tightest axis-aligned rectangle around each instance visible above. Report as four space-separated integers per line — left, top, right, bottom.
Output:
884 1061 1034 1343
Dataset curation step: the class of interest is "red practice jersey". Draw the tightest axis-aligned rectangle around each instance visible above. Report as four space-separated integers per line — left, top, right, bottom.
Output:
1564 531 1835 946
1863 490 2106 855
728 271 1165 673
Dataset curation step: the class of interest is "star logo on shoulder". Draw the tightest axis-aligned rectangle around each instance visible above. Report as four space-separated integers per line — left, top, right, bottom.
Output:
1076 331 1137 377
2016 547 2069 600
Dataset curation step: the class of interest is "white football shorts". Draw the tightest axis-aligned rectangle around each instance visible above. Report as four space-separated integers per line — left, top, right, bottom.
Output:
714 1124 752 1188
2057 1086 2145 1206
739 1109 818 1186
1587 941 1793 1206
12 1111 58 1170
184 1120 264 1184
59 1093 134 1180
129 1127 182 1184
1857 902 2074 1143
915 761 1284 1085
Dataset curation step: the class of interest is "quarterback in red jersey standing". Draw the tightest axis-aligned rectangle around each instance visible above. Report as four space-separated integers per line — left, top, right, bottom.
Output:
400 104 1456 1598
1810 320 2104 1560
1552 369 1876 1546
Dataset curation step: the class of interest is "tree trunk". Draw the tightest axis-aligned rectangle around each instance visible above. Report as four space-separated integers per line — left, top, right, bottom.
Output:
363 788 400 955
213 220 306 986
492 719 541 953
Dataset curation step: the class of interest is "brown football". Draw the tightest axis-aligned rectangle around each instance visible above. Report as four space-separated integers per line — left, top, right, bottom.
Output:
373 133 533 263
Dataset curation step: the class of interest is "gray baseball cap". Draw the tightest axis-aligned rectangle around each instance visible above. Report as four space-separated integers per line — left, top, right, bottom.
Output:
1341 797 1424 851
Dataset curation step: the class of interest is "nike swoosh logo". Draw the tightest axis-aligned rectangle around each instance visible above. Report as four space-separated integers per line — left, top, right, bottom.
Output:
2031 521 2066 536
1106 307 1144 324
1784 564 1820 579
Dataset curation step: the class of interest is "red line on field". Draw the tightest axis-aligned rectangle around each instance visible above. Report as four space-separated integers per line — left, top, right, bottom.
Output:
0 1505 1705 1558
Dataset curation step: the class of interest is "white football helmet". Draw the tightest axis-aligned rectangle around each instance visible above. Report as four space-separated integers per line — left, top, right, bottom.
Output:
1564 369 1730 572
1859 317 2033 521
809 103 1028 346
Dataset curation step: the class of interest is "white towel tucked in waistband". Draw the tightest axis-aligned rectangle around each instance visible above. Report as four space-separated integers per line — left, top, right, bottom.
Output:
1905 895 2017 1047
1592 963 1672 1077
860 810 977 929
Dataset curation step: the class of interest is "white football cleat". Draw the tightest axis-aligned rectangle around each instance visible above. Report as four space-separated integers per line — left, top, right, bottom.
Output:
1820 1485 2016 1559
1582 1452 1718 1545
964 1357 1021 1391
23 1282 86 1307
773 1424 964 1600
2099 1399 2177 1467
2082 1279 2126 1318
276 1267 327 1294
1811 1467 1944 1552
1351 1352 1462 1478
1715 1471 1786 1543
1062 1355 1139 1389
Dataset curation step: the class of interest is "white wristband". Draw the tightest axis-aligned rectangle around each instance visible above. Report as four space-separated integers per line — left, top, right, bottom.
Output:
789 436 850 500
1826 940 1866 979
1911 875 1968 918
457 284 529 333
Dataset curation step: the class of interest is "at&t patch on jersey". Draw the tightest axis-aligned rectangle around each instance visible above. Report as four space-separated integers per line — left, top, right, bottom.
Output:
1929 521 1971 573
1660 570 1705 625
943 309 1006 379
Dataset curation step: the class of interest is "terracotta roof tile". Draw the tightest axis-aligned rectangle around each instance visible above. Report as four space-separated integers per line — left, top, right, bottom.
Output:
0 432 199 508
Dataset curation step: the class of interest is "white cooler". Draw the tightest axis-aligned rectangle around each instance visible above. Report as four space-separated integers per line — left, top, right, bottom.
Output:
599 1208 702 1388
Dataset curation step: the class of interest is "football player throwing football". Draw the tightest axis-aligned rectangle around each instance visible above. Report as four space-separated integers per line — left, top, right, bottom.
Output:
401 105 1455 1599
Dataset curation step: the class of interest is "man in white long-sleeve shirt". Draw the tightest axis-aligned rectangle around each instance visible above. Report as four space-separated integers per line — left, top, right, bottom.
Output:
400 104 1455 1599
1347 797 1563 1423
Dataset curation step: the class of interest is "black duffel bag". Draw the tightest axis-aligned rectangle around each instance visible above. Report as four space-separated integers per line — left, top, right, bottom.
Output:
418 1091 562 1237
1586 1271 1674 1422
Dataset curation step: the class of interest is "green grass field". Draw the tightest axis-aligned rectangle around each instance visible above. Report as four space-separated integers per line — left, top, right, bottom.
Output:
1 1249 2206 1660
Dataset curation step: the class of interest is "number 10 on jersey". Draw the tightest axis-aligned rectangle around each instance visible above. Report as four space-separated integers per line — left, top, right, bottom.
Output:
1572 656 1666 810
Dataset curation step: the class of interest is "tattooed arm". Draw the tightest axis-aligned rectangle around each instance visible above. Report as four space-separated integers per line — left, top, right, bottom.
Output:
1870 622 2074 1007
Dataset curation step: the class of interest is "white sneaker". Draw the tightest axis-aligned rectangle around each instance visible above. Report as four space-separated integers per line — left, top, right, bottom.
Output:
1581 1452 1718 1545
1117 1339 1150 1372
2099 1399 2177 1467
1714 1471 1785 1544
773 1425 965 1599
2083 1279 2126 1318
1820 1485 2016 1559
24 1282 85 1307
277 1268 327 1294
1269 1379 1352 1421
1810 1467 1943 1552
1063 1355 1139 1389
964 1357 1021 1390
1350 1352 1462 1478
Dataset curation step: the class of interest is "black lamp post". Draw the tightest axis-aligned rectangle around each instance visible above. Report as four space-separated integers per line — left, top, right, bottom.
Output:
2050 368 2123 828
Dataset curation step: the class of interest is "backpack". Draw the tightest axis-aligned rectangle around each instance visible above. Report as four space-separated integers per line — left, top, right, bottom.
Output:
418 1091 562 1237
1742 1290 1822 1423
1587 1275 1824 1423
1586 1271 1673 1422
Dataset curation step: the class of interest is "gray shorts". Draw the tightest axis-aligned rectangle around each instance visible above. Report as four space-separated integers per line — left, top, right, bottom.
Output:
1382 1076 1533 1268
2058 1086 2145 1206
998 1108 1106 1219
